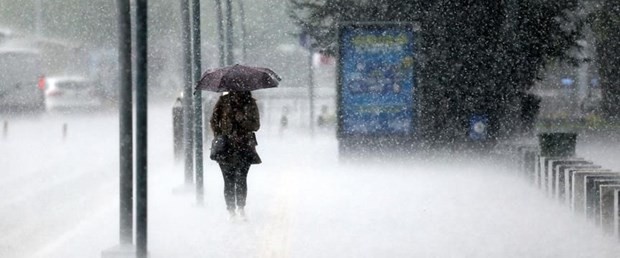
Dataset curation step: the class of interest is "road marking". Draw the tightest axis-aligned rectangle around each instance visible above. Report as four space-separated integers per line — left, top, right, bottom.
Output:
257 170 299 258
31 198 115 258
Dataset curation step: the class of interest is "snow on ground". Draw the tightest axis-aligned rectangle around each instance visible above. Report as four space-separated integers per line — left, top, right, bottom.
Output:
1 104 620 257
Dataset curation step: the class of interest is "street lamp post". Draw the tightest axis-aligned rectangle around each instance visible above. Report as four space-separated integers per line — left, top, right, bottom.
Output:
308 49 315 135
224 0 234 65
102 1 135 256
215 0 225 67
135 0 149 257
34 0 43 36
238 0 247 62
181 0 195 186
192 0 204 204
116 0 133 247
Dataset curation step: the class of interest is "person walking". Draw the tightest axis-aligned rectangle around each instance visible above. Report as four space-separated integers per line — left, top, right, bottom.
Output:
210 91 261 220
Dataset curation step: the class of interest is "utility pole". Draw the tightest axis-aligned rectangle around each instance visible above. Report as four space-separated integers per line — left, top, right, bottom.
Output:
102 1 134 256
181 0 195 186
301 32 315 135
135 0 148 257
191 0 204 204
215 0 226 67
225 0 234 65
116 0 133 247
238 0 248 62
308 48 315 135
34 0 42 36
502 0 521 138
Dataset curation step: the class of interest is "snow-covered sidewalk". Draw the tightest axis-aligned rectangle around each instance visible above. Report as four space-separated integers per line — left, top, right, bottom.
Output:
4 106 620 258
37 134 620 258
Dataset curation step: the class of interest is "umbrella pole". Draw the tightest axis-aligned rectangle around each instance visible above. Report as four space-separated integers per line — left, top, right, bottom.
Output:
191 0 204 204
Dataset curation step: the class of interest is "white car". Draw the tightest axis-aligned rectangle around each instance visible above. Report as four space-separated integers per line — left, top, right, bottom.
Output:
44 76 102 112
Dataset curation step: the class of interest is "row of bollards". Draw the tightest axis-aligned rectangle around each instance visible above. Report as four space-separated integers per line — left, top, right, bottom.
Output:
1 120 68 141
507 132 620 239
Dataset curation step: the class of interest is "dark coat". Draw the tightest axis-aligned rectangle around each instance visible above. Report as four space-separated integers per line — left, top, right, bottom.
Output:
210 93 261 164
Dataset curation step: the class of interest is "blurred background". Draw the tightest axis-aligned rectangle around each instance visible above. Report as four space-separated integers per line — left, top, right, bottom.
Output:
0 0 335 131
2 0 618 144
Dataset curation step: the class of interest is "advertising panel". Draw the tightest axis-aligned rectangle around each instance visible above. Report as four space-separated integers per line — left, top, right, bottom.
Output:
337 23 417 137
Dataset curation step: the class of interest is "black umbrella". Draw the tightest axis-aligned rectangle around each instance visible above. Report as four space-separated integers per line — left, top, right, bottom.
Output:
195 64 281 92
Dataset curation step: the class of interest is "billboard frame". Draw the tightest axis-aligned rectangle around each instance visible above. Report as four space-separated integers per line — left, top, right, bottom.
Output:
336 22 420 154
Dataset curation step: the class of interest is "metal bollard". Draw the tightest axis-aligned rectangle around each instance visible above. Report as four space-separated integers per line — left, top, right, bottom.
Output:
3 121 7 139
562 166 603 205
62 123 67 141
547 159 588 197
555 162 595 199
523 149 538 182
172 98 184 162
599 185 620 235
279 106 289 135
572 170 615 214
585 176 620 221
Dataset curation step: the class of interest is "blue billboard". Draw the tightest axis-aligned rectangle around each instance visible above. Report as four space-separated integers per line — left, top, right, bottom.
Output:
337 23 417 137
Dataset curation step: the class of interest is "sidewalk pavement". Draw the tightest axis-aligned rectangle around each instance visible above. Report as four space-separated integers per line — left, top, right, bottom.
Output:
37 133 620 258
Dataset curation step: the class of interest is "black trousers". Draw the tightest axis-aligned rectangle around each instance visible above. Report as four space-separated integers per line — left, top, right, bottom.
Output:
219 162 251 211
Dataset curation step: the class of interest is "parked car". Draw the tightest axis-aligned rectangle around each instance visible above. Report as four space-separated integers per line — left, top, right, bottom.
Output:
44 76 102 112
0 48 45 114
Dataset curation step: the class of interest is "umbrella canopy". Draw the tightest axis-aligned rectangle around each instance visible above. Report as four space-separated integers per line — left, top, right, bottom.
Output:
195 64 281 92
